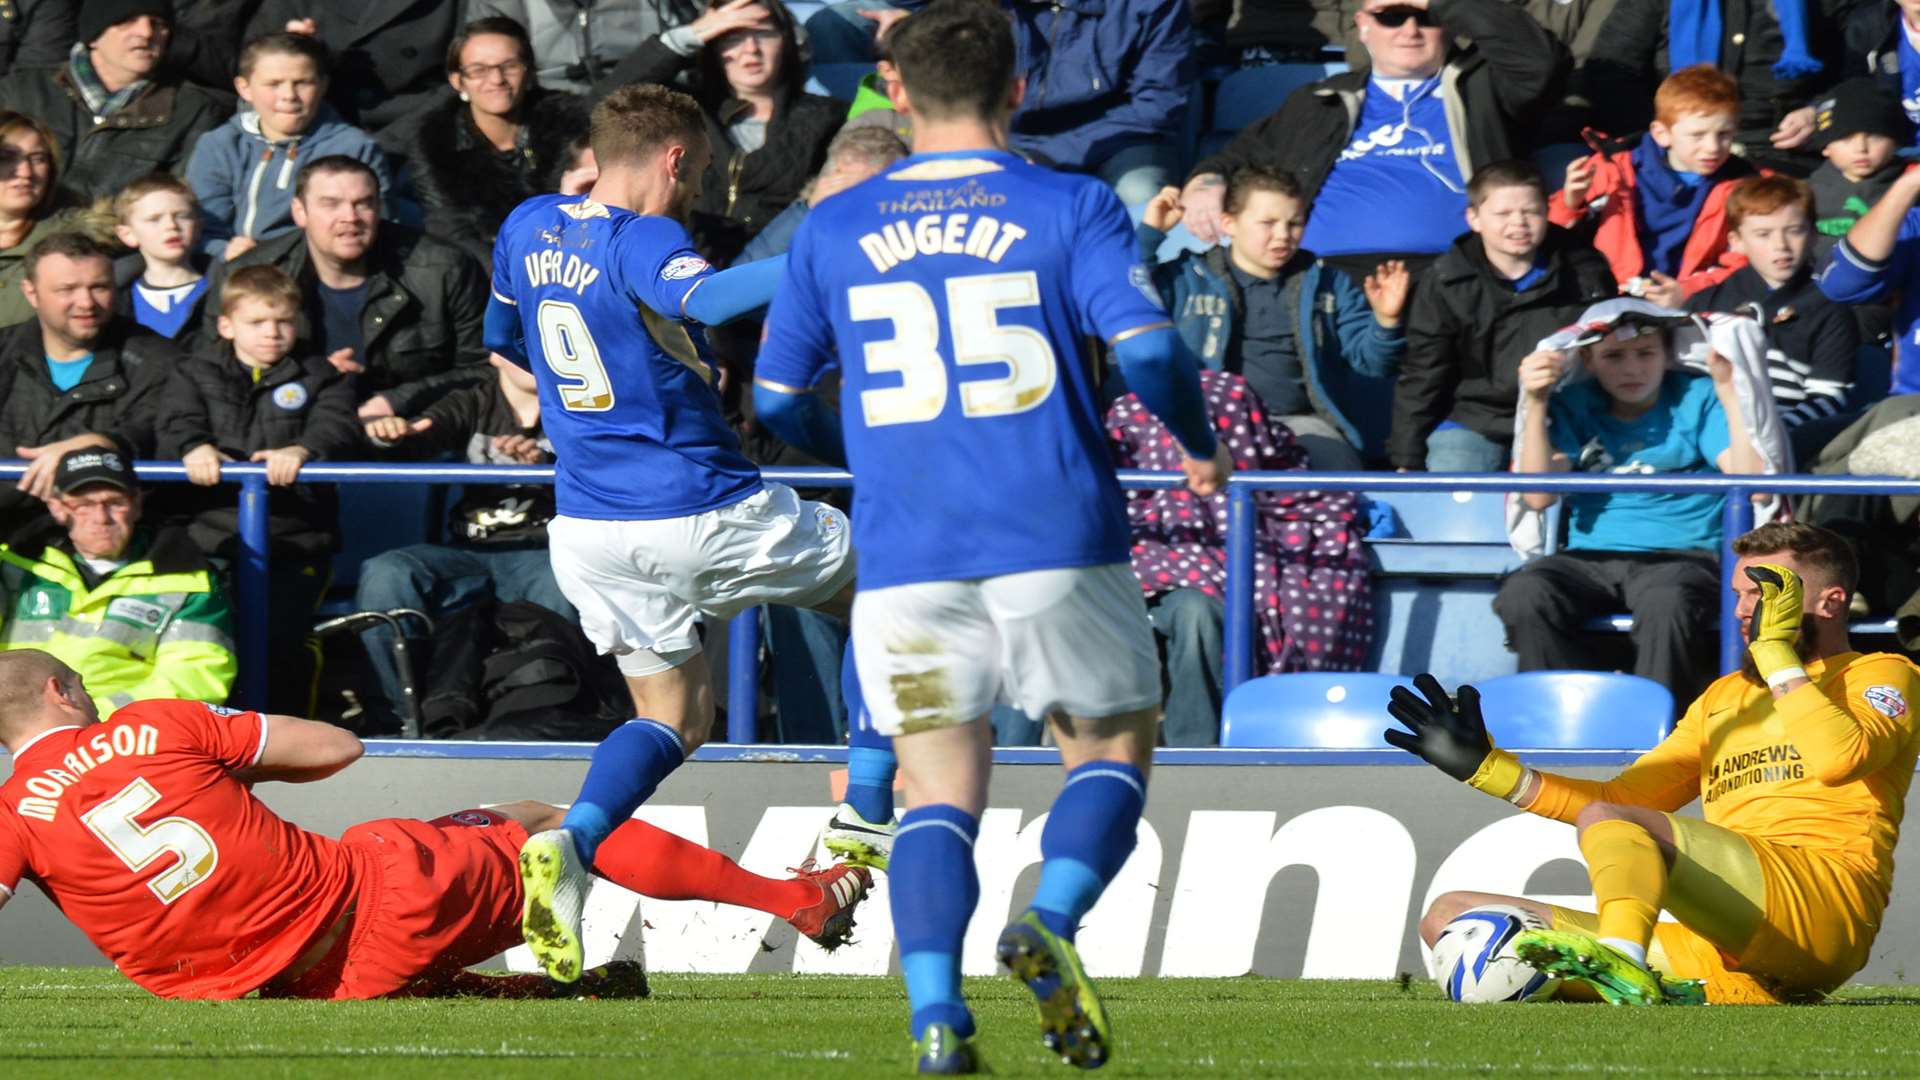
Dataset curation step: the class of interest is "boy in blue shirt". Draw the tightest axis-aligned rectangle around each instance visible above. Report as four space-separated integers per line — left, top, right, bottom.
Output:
1495 308 1764 707
112 174 210 342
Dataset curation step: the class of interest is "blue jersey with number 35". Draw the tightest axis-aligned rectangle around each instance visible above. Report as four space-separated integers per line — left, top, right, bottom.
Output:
756 150 1169 590
491 194 762 520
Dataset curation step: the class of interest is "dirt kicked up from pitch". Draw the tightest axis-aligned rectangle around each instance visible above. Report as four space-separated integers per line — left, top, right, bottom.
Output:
4 967 1920 1078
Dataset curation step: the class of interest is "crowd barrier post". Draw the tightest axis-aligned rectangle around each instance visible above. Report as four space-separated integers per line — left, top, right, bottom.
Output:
1224 483 1257 693
1719 489 1758 678
234 472 273 711
728 606 763 743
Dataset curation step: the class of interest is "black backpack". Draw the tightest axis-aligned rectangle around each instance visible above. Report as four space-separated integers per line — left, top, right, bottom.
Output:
472 601 631 740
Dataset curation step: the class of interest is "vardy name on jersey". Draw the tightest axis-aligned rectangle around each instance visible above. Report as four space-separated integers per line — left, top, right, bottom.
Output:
492 194 762 522
757 151 1169 590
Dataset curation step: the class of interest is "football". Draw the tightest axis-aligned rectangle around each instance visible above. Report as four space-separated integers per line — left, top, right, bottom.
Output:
1429 904 1561 1003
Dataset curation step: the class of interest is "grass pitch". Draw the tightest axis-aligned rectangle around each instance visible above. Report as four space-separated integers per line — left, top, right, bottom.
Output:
5 967 1920 1078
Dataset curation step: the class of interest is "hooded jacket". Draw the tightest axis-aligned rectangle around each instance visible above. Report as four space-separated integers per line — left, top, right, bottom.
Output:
1548 134 1756 298
1190 0 1568 205
184 104 411 257
1389 228 1618 468
1137 223 1404 458
0 521 236 716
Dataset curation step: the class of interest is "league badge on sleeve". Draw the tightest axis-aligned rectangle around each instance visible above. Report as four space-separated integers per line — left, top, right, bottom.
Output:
1129 263 1164 310
662 255 711 281
1864 685 1908 720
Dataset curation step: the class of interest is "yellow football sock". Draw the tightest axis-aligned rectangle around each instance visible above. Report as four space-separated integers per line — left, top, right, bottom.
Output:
1579 819 1665 952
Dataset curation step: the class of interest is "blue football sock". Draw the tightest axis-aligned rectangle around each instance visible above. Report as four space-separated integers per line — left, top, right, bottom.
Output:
1028 761 1147 942
841 646 896 824
891 804 980 1038
560 718 686 866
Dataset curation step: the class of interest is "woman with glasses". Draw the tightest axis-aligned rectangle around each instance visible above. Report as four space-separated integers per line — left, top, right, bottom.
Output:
600 0 842 264
0 111 90 331
391 16 591 272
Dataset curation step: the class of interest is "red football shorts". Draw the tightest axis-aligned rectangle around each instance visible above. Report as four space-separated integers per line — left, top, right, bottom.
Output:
271 809 529 1000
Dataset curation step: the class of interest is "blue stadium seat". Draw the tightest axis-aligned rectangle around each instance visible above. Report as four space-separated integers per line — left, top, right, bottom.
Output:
1364 490 1522 576
1198 62 1347 159
1370 579 1520 686
1472 671 1672 748
325 482 444 600
1221 672 1414 748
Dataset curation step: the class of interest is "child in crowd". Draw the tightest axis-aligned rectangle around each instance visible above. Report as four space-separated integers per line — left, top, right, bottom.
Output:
158 265 359 715
1389 160 1617 472
1807 77 1911 262
1499 304 1767 708
185 32 408 260
113 174 210 342
1688 176 1862 462
1553 65 1757 309
1138 166 1408 469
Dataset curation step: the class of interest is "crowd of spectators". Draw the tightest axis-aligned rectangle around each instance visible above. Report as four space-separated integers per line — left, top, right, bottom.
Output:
1 0 1918 745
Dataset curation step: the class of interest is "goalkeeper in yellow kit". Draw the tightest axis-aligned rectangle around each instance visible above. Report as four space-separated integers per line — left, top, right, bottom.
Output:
1391 521 1920 1005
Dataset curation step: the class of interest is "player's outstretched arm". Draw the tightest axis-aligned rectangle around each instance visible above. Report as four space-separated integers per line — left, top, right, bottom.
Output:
484 294 530 368
1110 326 1228 495
232 715 364 785
752 380 847 467
1384 674 1532 802
682 256 788 327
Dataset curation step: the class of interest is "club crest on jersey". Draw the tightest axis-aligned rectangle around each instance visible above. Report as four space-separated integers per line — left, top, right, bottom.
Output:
1864 685 1908 720
662 255 711 281
273 383 308 411
814 505 844 538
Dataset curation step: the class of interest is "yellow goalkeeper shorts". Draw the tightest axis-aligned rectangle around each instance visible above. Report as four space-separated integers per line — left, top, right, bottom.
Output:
1550 813 1881 995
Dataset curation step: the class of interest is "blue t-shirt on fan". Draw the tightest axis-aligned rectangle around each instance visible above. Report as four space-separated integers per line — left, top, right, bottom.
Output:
490 193 762 521
1548 369 1731 553
1301 76 1468 257
755 149 1170 590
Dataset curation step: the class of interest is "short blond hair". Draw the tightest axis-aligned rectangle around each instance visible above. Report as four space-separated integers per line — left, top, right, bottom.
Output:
112 173 197 224
221 264 302 317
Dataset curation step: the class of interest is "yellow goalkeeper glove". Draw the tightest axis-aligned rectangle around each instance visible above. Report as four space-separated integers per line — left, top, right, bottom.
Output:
1745 563 1806 689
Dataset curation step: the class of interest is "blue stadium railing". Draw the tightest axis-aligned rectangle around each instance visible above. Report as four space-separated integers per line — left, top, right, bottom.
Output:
8 462 1916 743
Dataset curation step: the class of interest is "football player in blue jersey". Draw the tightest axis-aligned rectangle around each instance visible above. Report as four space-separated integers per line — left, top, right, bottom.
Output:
753 3 1231 1071
482 83 867 984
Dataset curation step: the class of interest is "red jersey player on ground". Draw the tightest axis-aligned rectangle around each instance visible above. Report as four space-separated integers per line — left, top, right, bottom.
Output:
0 650 870 999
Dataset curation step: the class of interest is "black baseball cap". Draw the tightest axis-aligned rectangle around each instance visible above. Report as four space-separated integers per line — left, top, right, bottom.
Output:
53 448 136 496
1810 78 1913 148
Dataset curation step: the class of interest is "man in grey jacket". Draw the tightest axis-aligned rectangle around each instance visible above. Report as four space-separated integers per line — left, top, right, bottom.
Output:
469 0 699 95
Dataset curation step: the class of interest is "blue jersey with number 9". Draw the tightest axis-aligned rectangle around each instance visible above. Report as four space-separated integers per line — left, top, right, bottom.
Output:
491 194 762 520
756 150 1170 590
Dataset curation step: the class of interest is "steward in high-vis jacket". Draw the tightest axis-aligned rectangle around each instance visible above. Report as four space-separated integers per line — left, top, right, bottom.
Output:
0 448 235 715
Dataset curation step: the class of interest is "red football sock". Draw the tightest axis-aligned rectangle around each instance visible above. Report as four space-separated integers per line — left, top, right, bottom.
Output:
592 819 818 920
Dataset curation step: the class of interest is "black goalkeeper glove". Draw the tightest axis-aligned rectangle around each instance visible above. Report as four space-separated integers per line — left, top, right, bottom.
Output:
1384 672 1529 799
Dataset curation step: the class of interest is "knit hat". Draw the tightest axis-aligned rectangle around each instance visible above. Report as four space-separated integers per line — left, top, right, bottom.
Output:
78 0 174 47
1810 77 1912 148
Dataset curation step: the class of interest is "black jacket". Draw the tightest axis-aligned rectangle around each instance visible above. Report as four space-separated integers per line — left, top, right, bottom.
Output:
245 0 457 144
1191 0 1567 205
392 89 592 271
0 0 74 72
0 318 178 516
1842 0 1905 97
383 379 556 548
1389 228 1617 468
1581 0 1851 168
210 225 491 415
1686 265 1861 429
0 66 228 205
157 346 359 557
604 38 843 263
113 251 216 344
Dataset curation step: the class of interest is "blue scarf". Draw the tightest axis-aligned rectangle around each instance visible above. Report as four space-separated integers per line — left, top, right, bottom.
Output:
1667 0 1822 81
1632 138 1713 276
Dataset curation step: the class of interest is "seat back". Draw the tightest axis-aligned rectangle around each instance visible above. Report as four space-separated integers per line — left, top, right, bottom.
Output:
1221 672 1414 748
1199 62 1347 158
1472 671 1673 748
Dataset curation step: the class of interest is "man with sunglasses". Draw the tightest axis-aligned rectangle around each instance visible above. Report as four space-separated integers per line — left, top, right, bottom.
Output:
1178 0 1567 286
0 447 236 716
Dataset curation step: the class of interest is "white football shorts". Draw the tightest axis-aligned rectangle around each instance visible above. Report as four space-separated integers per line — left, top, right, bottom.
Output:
852 563 1161 736
549 482 855 676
